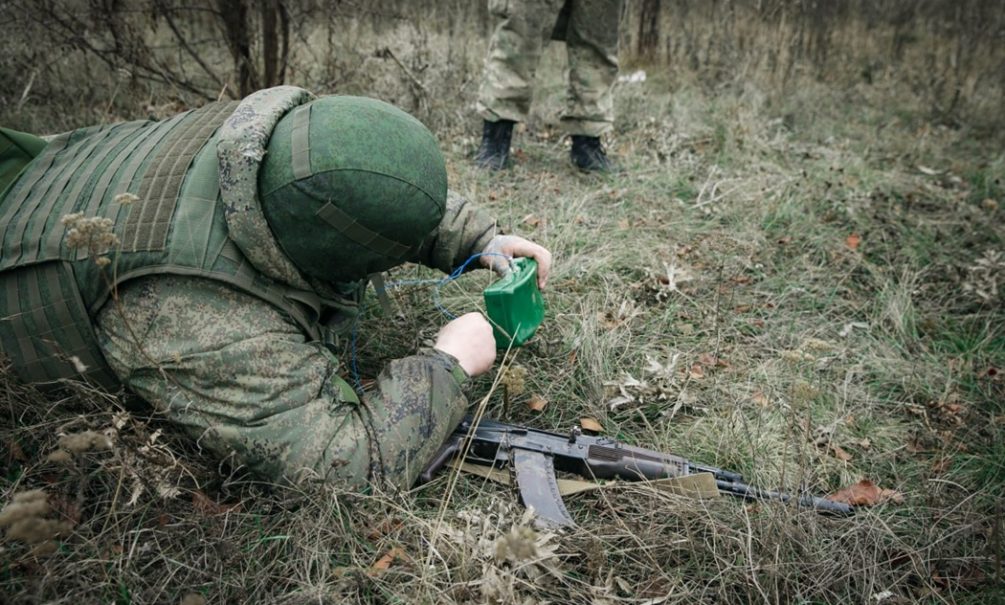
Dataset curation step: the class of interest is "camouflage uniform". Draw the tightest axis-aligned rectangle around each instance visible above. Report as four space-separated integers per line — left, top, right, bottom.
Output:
0 86 499 491
97 190 497 491
477 0 624 137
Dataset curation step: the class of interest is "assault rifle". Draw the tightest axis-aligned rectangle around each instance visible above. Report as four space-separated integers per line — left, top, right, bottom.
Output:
419 415 853 527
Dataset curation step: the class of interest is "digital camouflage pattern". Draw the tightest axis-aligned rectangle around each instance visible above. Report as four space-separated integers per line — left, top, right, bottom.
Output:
96 175 497 489
94 182 497 488
218 86 316 291
477 0 624 137
412 190 497 274
96 275 469 490
2 84 500 489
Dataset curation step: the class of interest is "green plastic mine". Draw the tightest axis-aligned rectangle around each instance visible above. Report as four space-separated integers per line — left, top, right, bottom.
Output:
483 258 545 349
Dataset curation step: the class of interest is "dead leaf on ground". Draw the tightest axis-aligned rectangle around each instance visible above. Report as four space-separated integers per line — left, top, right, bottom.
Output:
371 547 406 573
617 219 630 229
827 480 904 506
845 233 861 251
527 394 548 412
830 444 853 462
752 391 770 407
695 353 730 369
192 491 242 516
580 418 603 433
688 364 705 379
366 518 404 541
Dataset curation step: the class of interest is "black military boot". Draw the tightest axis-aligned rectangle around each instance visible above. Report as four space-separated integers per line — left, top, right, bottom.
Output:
474 119 515 170
570 135 614 173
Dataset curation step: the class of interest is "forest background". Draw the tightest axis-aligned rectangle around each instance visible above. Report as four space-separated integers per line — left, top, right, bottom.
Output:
1 1 1003 603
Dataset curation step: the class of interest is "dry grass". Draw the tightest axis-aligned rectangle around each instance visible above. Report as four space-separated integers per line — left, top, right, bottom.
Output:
2 4 1004 604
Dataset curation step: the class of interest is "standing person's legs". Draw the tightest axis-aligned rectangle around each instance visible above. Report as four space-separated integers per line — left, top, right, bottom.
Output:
477 0 564 124
562 0 621 135
563 0 622 173
475 0 564 169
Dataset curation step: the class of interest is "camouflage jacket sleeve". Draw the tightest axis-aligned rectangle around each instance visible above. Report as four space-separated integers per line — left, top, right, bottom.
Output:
411 190 499 274
94 275 469 489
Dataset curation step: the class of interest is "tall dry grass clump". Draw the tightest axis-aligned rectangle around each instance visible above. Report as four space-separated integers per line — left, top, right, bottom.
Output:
2 1 1003 134
621 0 1005 129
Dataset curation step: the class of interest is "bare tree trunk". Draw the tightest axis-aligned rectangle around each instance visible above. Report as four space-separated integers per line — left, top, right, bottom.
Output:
262 0 279 87
637 0 662 60
217 0 257 96
261 0 291 88
277 2 290 84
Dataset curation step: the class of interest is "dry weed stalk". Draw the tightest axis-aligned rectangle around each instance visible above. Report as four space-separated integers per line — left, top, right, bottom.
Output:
0 490 73 556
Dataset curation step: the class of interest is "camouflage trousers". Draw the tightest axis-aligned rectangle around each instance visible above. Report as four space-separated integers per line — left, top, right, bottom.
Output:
477 0 624 137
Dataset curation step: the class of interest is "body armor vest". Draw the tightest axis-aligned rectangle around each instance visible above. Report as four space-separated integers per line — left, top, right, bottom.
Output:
0 100 351 389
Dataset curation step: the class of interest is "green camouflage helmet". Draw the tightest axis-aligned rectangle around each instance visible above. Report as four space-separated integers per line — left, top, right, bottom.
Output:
259 96 447 282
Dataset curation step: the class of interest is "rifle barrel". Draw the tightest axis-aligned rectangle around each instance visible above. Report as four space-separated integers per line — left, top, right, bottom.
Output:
715 479 854 515
689 462 744 483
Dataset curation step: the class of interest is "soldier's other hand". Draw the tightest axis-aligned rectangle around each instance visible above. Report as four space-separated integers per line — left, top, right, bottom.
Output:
480 235 552 289
434 312 496 377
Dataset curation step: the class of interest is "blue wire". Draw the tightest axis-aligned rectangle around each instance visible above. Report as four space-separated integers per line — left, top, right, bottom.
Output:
347 252 512 394
432 252 511 319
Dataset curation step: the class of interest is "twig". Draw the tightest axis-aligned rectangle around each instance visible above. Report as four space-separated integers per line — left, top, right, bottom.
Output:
378 46 427 92
153 0 226 92
694 165 719 206
16 70 37 112
101 465 126 536
995 498 1002 586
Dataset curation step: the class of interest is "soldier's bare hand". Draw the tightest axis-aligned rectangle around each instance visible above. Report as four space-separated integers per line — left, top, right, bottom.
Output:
434 312 496 376
480 235 552 289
